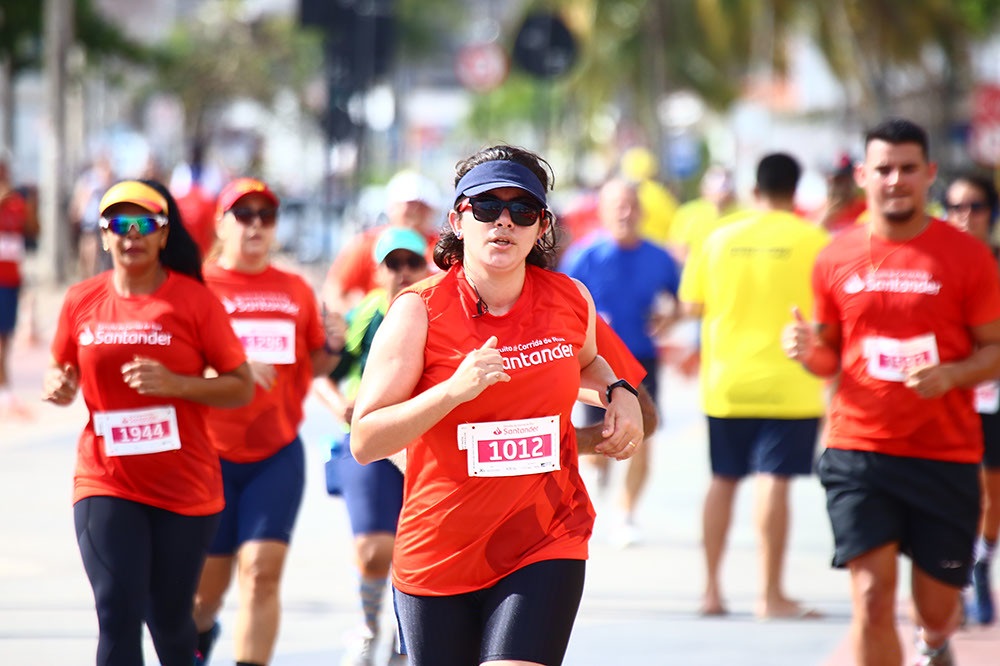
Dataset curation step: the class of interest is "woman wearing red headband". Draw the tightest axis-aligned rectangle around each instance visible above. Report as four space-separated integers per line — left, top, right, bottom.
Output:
350 145 643 665
43 179 254 666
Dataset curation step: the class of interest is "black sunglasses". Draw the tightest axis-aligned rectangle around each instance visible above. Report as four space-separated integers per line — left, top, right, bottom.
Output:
945 201 988 215
384 253 426 272
229 207 278 227
457 197 545 227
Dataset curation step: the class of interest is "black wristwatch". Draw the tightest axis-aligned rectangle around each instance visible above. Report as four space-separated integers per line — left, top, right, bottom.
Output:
606 379 639 404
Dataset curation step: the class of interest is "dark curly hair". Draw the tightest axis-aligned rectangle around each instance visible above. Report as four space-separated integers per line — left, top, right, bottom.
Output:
434 144 558 270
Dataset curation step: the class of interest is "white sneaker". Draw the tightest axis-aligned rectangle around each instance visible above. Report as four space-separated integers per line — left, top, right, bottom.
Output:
341 627 377 666
610 520 642 549
913 637 955 666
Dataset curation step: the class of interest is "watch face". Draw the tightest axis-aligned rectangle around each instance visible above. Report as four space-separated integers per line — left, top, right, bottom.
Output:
607 379 638 402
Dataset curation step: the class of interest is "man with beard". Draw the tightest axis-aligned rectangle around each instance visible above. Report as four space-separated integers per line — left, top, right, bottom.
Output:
784 118 1000 666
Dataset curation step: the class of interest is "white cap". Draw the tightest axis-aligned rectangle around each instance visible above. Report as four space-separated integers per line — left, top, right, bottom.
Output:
385 170 441 209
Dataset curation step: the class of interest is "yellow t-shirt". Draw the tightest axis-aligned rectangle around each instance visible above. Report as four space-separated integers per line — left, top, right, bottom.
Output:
679 210 829 418
682 206 750 265
668 198 715 246
636 179 679 246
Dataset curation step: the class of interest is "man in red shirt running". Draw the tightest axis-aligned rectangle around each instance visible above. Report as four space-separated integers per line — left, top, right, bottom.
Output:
784 118 1000 666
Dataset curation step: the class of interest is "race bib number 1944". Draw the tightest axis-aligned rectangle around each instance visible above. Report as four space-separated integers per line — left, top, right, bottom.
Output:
94 406 181 457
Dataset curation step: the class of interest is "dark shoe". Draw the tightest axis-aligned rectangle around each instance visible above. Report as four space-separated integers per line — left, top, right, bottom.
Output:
194 621 221 666
969 559 995 625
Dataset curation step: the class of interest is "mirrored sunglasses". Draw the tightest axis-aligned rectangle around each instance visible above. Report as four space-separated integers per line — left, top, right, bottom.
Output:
457 197 544 227
229 207 278 227
99 214 168 236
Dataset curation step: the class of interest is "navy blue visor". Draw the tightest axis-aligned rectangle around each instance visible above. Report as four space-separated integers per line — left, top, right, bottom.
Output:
454 161 547 207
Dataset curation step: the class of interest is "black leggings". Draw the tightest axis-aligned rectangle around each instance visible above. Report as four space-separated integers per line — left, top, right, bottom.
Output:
74 496 219 666
394 559 586 666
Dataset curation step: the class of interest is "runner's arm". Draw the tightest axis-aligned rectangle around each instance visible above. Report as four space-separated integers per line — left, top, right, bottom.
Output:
351 293 511 465
905 319 1000 398
783 307 841 378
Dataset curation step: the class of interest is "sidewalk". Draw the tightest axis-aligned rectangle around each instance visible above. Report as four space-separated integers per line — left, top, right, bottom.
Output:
4 281 86 433
2 276 999 665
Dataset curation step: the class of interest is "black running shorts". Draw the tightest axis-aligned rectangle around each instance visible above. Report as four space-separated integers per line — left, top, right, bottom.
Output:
817 447 980 588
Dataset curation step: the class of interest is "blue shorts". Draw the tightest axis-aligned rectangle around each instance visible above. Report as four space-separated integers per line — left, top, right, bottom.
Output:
0 285 19 335
208 437 306 555
328 433 404 535
707 416 819 479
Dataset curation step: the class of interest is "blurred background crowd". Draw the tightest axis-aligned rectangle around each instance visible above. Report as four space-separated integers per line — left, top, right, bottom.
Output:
5 0 1000 280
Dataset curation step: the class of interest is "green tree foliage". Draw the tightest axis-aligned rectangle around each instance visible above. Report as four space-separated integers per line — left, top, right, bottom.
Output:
459 0 1000 149
807 0 1000 113
0 0 146 74
149 0 451 151
151 1 322 151
394 0 473 58
0 0 148 149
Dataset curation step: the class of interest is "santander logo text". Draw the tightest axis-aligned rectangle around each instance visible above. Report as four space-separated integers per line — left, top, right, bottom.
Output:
78 323 173 346
844 269 941 296
497 336 575 371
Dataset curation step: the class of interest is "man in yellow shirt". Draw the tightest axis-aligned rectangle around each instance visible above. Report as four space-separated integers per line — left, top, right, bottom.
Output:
679 153 829 619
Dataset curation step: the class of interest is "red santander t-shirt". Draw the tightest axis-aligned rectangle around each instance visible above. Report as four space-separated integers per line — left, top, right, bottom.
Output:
203 263 326 462
0 192 29 286
814 220 1000 463
392 264 596 596
50 272 247 515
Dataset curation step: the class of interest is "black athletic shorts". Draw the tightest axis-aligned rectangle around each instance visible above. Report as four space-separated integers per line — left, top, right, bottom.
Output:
980 410 1000 469
817 447 980 588
393 559 585 666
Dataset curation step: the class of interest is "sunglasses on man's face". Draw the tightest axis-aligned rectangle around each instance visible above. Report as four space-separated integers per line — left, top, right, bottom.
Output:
99 215 168 236
457 197 545 227
945 201 988 215
229 207 278 227
384 253 427 272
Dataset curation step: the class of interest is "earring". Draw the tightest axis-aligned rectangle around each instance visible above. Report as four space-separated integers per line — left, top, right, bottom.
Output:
456 230 463 239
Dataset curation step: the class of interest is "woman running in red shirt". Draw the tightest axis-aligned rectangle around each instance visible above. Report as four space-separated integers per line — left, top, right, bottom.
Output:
191 178 342 666
350 145 643 666
43 179 254 666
